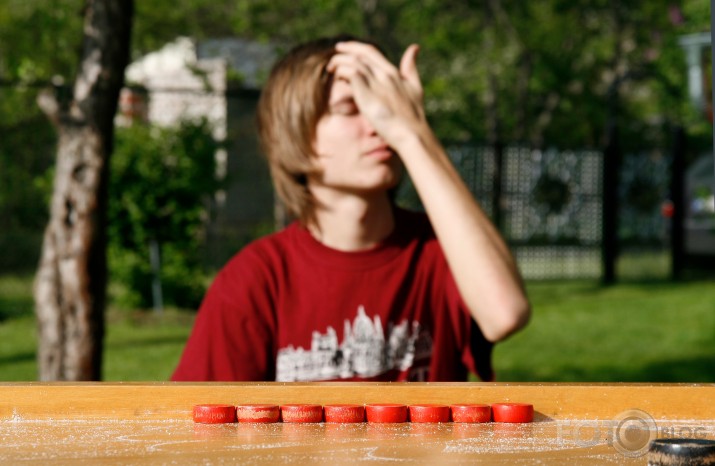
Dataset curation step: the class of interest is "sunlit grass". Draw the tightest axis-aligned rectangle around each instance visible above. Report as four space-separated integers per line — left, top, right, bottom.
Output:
0 314 36 380
493 279 715 382
1 273 713 382
102 309 194 381
0 272 195 381
0 274 36 380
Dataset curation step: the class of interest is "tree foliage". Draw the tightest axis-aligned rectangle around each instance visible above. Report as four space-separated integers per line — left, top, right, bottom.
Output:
0 0 711 292
0 115 55 272
2 1 710 146
135 0 711 151
108 119 222 309
0 0 84 83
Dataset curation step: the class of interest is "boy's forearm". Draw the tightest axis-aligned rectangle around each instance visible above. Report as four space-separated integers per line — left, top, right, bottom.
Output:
396 128 531 342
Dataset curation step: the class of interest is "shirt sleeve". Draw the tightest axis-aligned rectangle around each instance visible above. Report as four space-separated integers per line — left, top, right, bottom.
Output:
171 247 277 381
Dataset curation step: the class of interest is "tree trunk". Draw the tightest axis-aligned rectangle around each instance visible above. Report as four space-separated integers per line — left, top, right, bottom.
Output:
34 0 133 381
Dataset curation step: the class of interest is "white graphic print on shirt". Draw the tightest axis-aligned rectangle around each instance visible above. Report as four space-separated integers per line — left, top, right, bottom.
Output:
276 306 433 381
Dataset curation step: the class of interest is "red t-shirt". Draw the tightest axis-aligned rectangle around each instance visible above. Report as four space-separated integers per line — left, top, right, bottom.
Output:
171 208 493 382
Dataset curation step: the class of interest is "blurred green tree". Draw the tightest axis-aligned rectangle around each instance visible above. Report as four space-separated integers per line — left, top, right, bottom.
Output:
109 119 222 310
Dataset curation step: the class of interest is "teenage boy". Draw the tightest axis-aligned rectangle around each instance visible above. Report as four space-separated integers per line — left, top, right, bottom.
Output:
171 36 530 382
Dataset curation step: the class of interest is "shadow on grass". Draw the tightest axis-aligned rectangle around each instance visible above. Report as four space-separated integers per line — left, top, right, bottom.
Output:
0 296 34 322
0 350 35 366
105 335 189 350
589 276 715 293
499 354 715 383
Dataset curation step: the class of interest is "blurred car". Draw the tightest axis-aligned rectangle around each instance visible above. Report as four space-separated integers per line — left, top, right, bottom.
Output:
685 153 715 255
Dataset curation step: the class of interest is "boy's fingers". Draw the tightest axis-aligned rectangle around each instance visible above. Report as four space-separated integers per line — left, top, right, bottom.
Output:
329 59 373 90
328 54 372 78
399 44 423 97
335 41 395 77
332 42 423 99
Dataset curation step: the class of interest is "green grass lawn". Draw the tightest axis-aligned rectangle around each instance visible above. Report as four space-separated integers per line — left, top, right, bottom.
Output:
0 274 193 381
493 280 715 382
1 274 713 382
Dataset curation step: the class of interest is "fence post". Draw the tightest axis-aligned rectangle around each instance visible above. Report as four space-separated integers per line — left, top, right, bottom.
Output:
602 123 620 284
491 140 504 231
670 126 686 280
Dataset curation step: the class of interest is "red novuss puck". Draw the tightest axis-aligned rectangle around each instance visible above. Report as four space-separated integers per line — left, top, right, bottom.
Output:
365 404 408 423
280 404 323 423
491 403 534 423
408 404 450 423
192 404 236 424
236 404 280 423
324 404 365 423
450 404 491 423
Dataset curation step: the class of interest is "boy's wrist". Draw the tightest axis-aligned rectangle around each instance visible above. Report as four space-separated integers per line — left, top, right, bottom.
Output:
402 129 444 164
392 124 437 160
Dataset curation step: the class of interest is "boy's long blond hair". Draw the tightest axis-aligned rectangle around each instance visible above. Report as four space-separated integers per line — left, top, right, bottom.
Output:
256 36 357 225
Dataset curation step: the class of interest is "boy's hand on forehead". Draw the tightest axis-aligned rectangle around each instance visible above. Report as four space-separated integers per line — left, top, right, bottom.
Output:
326 41 426 149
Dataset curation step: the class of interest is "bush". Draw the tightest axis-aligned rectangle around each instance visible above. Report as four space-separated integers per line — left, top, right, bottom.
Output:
109 119 222 310
0 107 56 273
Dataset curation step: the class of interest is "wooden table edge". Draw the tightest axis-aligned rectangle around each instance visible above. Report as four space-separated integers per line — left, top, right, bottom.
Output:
1 382 713 421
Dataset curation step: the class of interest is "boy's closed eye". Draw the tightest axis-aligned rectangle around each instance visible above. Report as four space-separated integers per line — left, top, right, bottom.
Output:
330 98 359 116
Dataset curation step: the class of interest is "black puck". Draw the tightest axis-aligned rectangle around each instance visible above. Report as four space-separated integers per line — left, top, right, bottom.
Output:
647 438 715 465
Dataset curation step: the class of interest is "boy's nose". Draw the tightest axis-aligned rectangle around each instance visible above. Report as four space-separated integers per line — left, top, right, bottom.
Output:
361 115 378 136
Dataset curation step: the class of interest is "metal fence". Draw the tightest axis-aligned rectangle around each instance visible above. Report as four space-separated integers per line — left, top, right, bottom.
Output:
397 144 673 280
